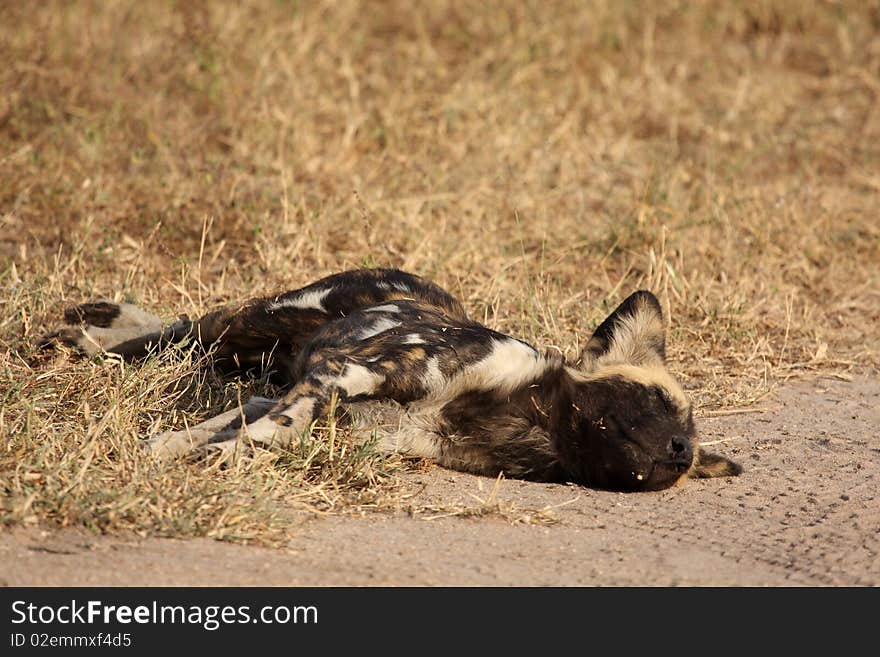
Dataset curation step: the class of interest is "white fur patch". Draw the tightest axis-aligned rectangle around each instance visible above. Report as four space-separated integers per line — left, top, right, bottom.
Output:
276 396 316 429
453 338 548 396
358 317 402 340
392 282 411 293
364 303 399 314
416 339 550 407
73 326 153 355
403 333 426 344
110 303 164 329
421 357 446 392
267 287 333 312
334 364 385 397
245 397 317 446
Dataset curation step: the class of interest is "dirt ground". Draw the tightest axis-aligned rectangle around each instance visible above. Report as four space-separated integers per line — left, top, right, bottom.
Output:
2 376 877 587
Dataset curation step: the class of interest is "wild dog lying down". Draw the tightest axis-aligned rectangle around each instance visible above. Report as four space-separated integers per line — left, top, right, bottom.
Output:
45 268 741 491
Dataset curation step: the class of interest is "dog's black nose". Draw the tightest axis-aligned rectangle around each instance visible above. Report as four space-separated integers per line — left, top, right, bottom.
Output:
669 437 692 467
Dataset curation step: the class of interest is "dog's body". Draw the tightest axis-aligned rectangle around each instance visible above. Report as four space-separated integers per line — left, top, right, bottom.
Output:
46 268 741 491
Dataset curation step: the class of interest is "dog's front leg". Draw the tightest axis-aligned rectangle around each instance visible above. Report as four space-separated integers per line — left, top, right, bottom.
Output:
145 396 277 459
196 358 389 459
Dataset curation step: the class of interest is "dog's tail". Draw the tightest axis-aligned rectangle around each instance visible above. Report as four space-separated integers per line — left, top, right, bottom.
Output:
40 300 194 359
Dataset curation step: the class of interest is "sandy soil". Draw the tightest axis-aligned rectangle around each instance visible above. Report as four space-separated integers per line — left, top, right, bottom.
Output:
2 377 877 586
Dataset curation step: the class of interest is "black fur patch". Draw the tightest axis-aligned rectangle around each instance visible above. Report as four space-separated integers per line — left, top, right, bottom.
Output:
438 375 566 481
63 301 121 328
270 413 293 427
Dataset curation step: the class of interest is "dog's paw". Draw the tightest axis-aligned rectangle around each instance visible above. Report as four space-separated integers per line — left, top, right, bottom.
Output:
143 426 253 463
37 326 102 356
143 427 213 460
191 436 253 465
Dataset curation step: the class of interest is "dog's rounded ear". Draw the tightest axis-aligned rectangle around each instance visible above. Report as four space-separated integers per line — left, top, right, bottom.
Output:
578 291 666 371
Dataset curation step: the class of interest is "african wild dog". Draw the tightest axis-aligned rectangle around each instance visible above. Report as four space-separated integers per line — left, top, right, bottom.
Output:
44 268 741 491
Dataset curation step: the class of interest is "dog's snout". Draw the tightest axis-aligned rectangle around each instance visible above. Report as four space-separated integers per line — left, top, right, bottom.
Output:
669 436 692 465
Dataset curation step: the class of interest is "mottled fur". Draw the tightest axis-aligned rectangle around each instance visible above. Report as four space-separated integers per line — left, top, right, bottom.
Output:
43 268 741 491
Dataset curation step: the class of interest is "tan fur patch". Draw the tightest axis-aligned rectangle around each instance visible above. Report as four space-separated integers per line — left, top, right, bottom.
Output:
598 297 665 367
403 347 427 362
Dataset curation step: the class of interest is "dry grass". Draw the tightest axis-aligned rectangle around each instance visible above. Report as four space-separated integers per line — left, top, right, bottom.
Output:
2 1 878 543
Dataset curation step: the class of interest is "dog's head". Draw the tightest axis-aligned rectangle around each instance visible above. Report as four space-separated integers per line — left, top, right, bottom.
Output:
555 291 741 491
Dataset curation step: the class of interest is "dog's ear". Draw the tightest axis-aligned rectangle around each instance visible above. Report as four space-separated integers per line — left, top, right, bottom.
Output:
578 291 666 371
689 447 743 479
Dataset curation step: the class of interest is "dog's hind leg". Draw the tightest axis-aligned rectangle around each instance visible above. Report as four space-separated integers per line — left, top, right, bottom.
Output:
42 298 298 370
43 296 328 374
41 300 195 358
42 268 466 370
